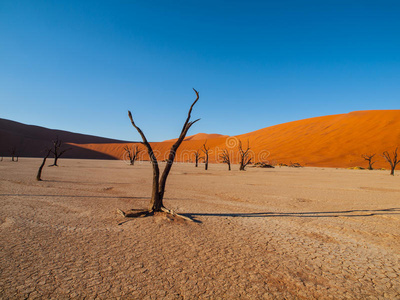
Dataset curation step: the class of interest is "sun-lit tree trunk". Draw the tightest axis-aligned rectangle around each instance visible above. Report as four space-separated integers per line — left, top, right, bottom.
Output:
125 89 200 214
382 148 399 176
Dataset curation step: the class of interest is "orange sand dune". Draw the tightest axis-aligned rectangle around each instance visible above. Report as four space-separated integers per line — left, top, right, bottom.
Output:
235 110 400 168
163 133 229 143
2 111 399 169
71 110 400 169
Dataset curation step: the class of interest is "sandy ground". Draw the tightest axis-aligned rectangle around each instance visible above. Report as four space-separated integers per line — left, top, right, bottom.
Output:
0 158 399 299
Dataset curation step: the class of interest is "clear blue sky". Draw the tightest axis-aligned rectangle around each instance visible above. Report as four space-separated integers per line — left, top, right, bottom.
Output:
1 0 399 141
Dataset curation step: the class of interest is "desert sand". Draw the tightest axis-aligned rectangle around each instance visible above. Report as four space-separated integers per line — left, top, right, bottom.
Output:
1 158 399 299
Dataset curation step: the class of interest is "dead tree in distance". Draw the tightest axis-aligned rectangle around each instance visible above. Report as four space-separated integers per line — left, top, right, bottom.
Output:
10 146 17 162
193 149 203 167
36 149 52 181
220 148 231 171
361 153 376 170
50 137 71 166
238 139 252 171
118 89 200 221
124 144 142 165
202 141 210 170
382 148 399 176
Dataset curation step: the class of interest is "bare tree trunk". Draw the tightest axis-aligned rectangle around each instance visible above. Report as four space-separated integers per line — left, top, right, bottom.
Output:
149 158 161 211
132 145 142 166
123 89 200 216
361 153 376 170
37 149 52 181
220 148 231 171
124 145 134 165
194 150 202 167
390 167 395 176
10 146 17 162
124 144 142 166
382 148 399 176
239 140 252 171
50 137 70 166
202 141 209 170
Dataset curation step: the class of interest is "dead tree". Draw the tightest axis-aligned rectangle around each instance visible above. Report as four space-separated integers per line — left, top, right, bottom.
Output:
382 148 399 176
124 144 142 165
220 148 231 171
238 139 252 171
289 161 302 168
361 153 376 170
202 141 210 170
36 149 52 181
193 149 203 167
10 146 17 161
50 137 71 166
118 89 200 221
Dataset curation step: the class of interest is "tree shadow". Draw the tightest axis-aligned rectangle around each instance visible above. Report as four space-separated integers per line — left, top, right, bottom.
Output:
0 194 188 202
0 194 148 200
44 180 132 185
3 193 399 225
183 207 400 222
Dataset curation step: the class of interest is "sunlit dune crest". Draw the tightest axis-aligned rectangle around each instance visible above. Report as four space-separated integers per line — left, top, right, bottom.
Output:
70 110 400 169
163 133 229 143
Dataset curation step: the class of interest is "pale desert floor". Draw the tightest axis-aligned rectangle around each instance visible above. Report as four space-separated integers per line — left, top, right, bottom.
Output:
0 158 399 299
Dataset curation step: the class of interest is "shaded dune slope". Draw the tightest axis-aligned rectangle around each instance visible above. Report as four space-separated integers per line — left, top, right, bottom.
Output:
0 118 131 159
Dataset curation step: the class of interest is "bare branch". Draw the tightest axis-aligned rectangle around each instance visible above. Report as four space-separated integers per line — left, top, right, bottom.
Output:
361 153 376 170
50 137 70 166
238 139 252 170
123 88 200 213
128 111 161 210
36 148 52 181
159 90 200 199
382 147 399 175
202 140 210 170
220 148 231 171
194 149 203 167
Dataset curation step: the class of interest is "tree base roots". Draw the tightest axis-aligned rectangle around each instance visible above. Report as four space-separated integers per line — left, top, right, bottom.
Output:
117 207 194 223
